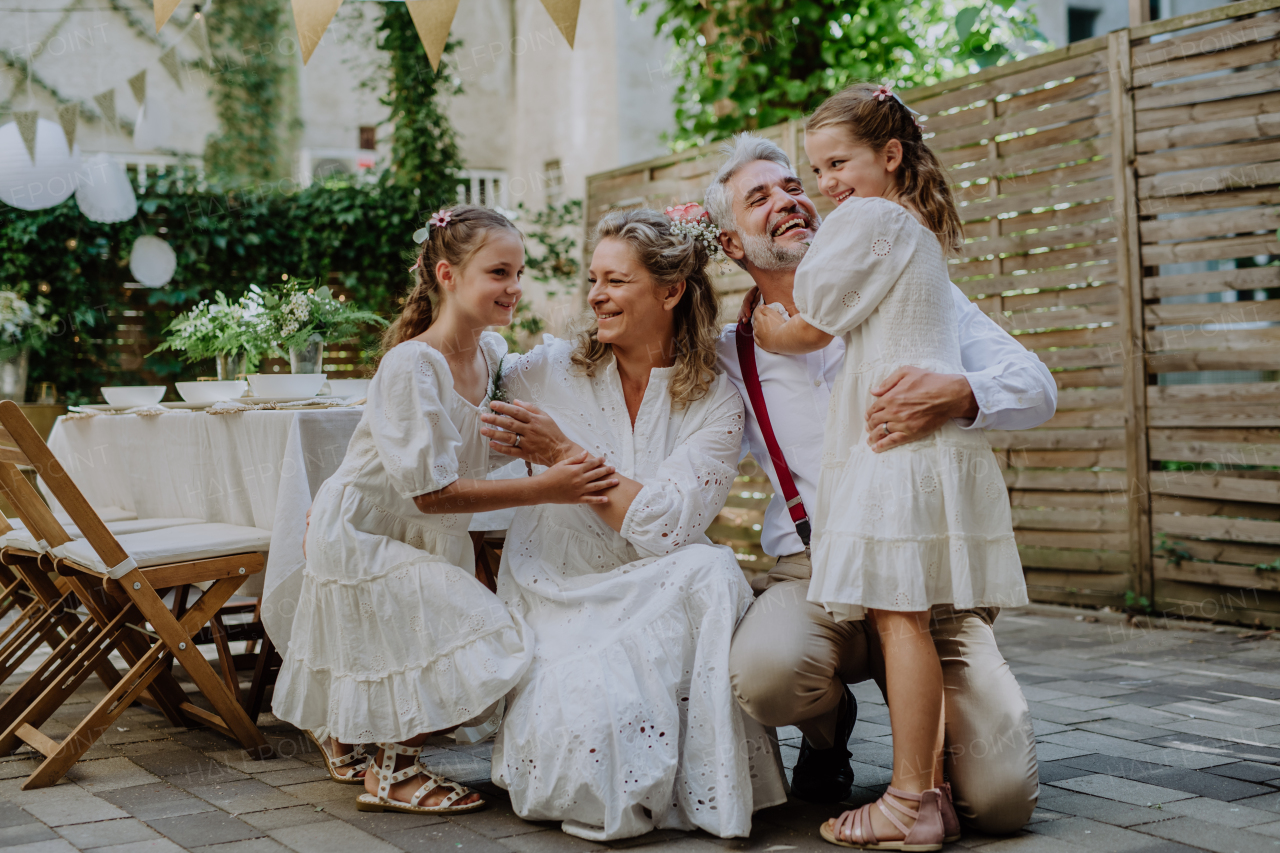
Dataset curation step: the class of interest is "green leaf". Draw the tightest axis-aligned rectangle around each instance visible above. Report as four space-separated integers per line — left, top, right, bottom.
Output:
956 7 980 40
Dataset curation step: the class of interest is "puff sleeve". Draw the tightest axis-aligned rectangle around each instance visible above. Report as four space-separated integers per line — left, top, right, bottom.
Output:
619 381 744 558
367 343 462 499
794 196 922 337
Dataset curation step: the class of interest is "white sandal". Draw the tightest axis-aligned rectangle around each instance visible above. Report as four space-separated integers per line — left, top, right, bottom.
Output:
308 731 369 785
355 741 485 815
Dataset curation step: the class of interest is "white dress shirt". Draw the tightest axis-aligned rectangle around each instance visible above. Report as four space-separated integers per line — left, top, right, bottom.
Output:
717 284 1057 558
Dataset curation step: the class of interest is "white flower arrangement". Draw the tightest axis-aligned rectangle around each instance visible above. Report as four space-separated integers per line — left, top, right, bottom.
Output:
0 291 54 351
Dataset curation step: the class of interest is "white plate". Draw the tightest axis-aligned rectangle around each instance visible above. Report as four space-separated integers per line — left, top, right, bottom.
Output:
161 401 214 410
78 404 132 412
232 396 332 405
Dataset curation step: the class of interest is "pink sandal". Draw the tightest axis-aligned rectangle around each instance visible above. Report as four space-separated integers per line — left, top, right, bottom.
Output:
939 781 960 843
819 786 945 850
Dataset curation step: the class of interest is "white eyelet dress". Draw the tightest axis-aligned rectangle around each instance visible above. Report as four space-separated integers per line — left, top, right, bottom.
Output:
271 333 533 743
489 337 787 842
794 197 1028 623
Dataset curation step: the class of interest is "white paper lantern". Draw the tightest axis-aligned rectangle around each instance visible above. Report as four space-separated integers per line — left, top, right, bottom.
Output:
75 153 137 224
0 118 83 211
129 235 177 288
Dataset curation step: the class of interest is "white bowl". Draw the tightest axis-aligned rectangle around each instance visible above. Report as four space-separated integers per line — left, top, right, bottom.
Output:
325 378 370 398
101 386 165 407
175 380 248 404
245 373 328 398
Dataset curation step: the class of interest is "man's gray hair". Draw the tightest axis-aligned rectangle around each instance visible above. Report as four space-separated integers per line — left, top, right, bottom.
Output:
703 132 795 233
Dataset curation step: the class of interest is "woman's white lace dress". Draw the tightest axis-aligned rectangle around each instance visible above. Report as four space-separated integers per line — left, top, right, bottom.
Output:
491 336 787 842
794 196 1027 623
272 333 532 743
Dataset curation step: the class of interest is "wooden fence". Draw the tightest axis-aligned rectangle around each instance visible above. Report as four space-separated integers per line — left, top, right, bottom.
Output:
586 0 1280 623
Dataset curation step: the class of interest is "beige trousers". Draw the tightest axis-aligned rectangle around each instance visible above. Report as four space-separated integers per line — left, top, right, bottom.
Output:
728 552 1039 835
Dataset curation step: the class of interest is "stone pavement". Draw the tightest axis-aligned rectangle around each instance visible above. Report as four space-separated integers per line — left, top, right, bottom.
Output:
4 604 1280 853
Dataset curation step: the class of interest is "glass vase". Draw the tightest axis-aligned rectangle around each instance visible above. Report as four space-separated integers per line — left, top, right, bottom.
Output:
289 334 325 374
0 347 29 402
215 351 247 380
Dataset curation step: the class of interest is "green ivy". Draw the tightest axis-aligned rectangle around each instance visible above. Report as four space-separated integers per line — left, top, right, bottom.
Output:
631 0 1044 148
204 0 295 184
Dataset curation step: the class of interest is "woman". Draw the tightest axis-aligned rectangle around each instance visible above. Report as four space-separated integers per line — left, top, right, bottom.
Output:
478 208 787 841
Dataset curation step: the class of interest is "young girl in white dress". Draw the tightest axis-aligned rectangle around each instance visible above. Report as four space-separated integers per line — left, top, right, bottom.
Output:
272 205 619 816
752 84 1027 850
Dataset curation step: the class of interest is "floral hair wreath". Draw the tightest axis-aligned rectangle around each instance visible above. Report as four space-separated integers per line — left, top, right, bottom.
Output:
664 202 728 265
874 84 927 131
408 208 455 271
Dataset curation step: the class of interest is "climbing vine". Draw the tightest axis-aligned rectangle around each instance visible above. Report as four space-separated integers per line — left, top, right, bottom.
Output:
204 0 295 184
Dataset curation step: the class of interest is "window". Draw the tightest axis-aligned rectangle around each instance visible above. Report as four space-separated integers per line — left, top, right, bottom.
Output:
544 159 564 205
358 126 376 151
1067 7 1100 42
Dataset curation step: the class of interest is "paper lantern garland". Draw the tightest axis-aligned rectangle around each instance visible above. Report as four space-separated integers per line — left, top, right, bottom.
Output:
129 235 177 288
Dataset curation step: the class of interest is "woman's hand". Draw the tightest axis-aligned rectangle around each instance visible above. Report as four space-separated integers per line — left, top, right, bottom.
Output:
538 451 619 505
751 304 787 352
482 400 580 467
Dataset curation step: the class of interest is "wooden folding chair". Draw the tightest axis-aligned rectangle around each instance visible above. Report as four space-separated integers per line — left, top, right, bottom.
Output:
0 401 274 788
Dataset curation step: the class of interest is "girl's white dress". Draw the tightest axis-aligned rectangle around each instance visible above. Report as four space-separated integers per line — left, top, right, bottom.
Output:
490 337 787 842
272 333 533 743
794 196 1028 622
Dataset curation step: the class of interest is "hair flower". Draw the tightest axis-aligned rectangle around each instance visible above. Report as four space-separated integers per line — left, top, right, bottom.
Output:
875 84 893 102
665 202 727 266
428 209 453 229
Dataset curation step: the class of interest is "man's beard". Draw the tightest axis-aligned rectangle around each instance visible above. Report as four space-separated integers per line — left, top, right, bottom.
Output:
742 231 809 271
740 209 823 271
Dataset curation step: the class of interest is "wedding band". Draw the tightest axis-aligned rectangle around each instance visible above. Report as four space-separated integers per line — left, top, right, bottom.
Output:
882 423 890 437
513 434 523 448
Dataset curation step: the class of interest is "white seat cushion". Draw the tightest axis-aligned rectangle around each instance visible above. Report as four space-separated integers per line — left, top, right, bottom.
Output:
2 518 204 553
52 523 273 578
53 506 137 524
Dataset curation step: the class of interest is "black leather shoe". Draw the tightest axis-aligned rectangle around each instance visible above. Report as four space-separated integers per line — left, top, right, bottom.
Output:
790 685 857 803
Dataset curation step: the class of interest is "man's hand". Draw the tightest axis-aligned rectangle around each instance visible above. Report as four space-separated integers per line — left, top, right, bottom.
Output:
738 286 760 325
865 366 979 453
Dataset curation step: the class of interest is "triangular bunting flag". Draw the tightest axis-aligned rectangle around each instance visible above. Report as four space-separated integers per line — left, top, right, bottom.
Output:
57 103 79 152
154 0 182 33
538 0 582 48
405 0 461 72
291 0 345 65
14 111 38 163
128 70 147 106
94 89 116 125
159 46 184 89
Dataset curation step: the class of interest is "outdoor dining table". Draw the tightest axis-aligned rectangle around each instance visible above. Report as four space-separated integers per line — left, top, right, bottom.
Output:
45 406 363 654
45 405 521 657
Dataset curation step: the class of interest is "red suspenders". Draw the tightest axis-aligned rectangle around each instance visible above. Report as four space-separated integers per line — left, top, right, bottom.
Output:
735 321 812 547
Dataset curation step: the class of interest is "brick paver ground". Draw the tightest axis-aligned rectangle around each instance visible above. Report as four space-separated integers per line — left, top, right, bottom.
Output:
3 604 1280 852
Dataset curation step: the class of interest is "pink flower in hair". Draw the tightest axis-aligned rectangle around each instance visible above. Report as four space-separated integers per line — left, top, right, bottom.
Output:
665 202 709 223
428 209 453 229
875 85 892 102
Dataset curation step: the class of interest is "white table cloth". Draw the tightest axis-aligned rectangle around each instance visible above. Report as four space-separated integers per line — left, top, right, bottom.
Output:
46 409 522 655
46 409 363 650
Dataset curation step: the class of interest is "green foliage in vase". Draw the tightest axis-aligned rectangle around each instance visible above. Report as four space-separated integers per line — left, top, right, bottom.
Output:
149 291 268 372
631 0 1044 148
256 279 388 352
0 291 57 357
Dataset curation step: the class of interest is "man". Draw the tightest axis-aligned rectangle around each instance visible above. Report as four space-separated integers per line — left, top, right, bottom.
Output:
709 133 1050 834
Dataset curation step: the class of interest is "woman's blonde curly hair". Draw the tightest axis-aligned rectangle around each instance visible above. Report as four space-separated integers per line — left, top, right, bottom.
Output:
572 208 721 408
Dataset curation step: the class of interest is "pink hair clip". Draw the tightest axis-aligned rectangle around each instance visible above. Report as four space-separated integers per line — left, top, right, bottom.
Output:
875 85 893 102
428 209 453 229
407 256 423 273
